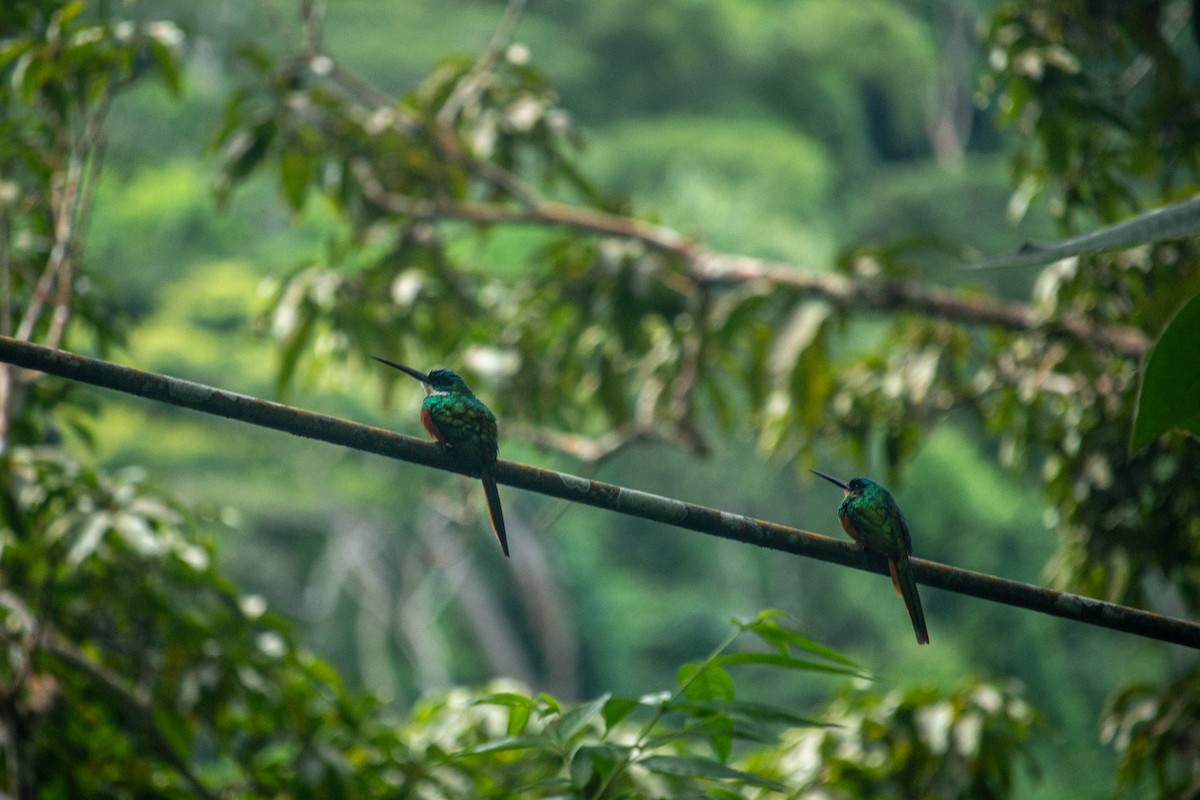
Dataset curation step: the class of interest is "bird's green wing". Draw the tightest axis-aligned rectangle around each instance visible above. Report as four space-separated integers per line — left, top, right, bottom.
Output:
845 492 912 556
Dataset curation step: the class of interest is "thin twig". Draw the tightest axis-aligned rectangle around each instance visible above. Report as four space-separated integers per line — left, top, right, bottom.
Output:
436 0 528 128
0 336 1194 649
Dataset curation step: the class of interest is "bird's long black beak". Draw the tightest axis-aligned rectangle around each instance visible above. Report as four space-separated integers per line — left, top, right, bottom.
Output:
371 355 431 385
810 469 851 493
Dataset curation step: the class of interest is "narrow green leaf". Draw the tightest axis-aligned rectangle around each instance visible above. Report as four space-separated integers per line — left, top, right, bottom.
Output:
0 40 32 72
1132 292 1200 450
714 651 863 677
705 788 752 800
678 699 827 728
508 703 531 736
473 692 539 712
638 755 787 791
280 150 315 211
742 615 861 668
569 745 596 789
148 38 183 96
456 735 548 757
536 693 562 714
703 715 734 762
969 195 1200 271
557 693 610 741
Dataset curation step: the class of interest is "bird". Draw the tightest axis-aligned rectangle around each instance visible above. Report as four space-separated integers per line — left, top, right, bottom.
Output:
811 469 929 645
372 356 508 557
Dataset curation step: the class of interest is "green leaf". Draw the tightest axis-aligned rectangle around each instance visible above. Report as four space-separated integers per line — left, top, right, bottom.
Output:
970 195 1200 270
456 735 548 757
703 715 734 762
148 37 183 96
741 614 861 668
637 755 787 791
570 744 627 789
678 699 827 728
714 651 863 677
677 662 735 703
473 691 541 716
279 150 315 211
1132 292 1200 450
478 691 534 706
0 40 32 72
601 696 641 730
556 693 610 741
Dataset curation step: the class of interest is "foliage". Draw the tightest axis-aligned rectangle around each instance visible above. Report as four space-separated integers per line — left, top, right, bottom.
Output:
1132 290 1200 449
1 0 1197 797
1105 668 1200 800
4 485 1022 800
0 0 182 355
539 0 939 165
981 1 1200 794
980 0 1200 609
416 611 865 799
981 0 1200 223
0 446 406 798
749 680 1035 800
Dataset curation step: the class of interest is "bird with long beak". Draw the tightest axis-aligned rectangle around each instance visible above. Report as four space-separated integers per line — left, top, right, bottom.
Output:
811 469 929 644
373 356 508 557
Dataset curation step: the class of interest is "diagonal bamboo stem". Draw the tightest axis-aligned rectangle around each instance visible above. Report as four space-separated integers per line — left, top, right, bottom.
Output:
0 335 1193 648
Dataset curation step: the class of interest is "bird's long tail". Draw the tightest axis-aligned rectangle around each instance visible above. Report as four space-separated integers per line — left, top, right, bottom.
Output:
480 464 509 558
889 555 929 645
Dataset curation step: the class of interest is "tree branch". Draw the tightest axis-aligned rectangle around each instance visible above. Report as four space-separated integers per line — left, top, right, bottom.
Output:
690 252 1152 358
347 164 1151 359
436 0 528 129
0 336 1192 648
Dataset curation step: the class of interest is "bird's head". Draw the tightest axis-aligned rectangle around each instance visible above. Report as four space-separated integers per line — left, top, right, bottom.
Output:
424 368 473 395
811 469 871 498
372 357 474 396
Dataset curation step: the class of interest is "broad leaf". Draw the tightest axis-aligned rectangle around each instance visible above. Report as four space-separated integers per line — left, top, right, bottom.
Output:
557 693 610 741
1132 292 1200 450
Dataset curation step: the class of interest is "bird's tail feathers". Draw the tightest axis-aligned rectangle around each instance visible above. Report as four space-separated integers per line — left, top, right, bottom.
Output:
480 465 509 558
889 557 930 645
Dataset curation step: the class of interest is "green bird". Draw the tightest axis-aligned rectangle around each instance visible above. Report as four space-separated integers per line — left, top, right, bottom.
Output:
811 470 929 645
373 356 508 557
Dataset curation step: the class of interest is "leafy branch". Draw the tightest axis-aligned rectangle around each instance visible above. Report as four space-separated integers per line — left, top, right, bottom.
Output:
464 611 856 797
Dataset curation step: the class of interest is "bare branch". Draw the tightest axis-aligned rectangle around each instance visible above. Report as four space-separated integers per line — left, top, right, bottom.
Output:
436 0 528 129
0 337 1193 649
16 93 113 346
691 251 1152 358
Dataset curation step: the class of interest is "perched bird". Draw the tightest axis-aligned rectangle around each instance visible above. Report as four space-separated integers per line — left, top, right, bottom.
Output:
811 470 929 645
373 356 508 557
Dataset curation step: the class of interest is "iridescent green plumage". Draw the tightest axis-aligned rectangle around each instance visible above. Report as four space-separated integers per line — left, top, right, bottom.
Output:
373 357 508 557
812 470 929 645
